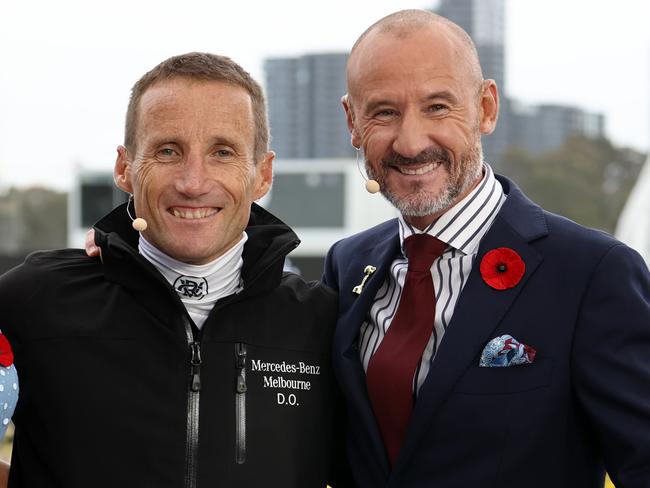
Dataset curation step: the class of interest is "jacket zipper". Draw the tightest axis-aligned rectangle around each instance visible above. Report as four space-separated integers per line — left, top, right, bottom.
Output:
235 342 247 464
175 238 296 480
184 317 201 488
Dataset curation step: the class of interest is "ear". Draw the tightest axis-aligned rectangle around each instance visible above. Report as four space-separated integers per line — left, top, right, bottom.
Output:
114 145 134 194
253 151 274 200
342 94 361 149
478 80 499 135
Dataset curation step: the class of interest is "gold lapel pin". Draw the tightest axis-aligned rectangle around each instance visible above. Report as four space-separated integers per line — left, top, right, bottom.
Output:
352 265 377 295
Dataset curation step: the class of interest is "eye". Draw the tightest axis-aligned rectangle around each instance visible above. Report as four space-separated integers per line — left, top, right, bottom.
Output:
427 104 448 114
156 146 180 162
372 109 398 121
213 147 235 159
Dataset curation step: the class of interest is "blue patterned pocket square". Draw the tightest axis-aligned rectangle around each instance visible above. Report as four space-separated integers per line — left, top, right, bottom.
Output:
479 334 537 367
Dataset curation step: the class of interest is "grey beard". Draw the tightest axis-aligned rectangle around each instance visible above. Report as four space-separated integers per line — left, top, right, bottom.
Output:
384 184 458 217
367 146 484 218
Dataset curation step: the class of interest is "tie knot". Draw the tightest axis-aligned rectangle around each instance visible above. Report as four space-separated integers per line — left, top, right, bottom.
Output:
403 234 446 272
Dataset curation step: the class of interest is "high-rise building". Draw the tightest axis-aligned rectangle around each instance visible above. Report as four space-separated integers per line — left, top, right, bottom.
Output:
264 53 353 159
509 102 605 155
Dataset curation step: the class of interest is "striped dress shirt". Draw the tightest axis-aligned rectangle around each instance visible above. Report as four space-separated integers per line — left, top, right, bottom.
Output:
359 164 506 393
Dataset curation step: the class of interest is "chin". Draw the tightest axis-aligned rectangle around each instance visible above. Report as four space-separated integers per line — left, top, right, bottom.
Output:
385 180 447 210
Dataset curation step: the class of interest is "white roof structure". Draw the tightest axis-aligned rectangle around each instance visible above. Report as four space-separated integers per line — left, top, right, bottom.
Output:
616 153 650 265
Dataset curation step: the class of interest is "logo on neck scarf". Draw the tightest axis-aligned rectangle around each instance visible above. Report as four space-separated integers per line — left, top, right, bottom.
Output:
173 276 209 300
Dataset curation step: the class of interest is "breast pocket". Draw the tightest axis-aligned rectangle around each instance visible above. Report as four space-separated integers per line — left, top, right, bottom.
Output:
453 359 555 395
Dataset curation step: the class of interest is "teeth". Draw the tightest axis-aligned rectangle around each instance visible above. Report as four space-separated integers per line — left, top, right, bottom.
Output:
171 208 218 219
398 162 440 175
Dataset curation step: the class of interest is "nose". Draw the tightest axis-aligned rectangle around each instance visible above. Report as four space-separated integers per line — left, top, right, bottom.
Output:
392 109 431 159
175 152 211 197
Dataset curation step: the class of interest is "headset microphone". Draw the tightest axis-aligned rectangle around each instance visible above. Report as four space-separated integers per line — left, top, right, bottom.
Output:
354 147 381 194
132 218 148 232
365 179 380 194
126 195 148 232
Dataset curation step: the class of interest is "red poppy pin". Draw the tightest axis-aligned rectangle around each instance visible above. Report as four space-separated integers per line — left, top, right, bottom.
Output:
480 247 525 290
0 334 14 367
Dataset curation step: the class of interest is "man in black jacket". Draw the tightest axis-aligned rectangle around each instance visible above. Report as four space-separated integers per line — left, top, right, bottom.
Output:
0 52 348 487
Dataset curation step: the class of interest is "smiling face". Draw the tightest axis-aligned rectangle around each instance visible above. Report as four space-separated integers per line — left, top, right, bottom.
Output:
344 22 498 229
114 78 273 264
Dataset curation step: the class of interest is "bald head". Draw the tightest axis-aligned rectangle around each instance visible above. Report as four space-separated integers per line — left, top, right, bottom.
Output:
347 9 484 102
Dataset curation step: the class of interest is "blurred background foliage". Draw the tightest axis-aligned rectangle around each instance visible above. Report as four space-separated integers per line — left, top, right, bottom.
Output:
498 135 645 234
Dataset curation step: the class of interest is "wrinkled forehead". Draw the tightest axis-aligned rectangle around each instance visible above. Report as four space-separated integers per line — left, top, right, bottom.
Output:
138 79 250 118
135 79 256 143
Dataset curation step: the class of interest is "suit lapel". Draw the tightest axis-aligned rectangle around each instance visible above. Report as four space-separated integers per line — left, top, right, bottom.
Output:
334 226 400 478
390 178 547 479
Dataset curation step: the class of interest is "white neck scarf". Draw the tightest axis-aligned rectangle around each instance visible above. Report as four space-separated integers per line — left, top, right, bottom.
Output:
138 234 247 329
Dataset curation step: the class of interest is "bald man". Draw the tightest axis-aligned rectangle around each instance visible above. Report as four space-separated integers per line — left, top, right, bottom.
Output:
323 10 650 487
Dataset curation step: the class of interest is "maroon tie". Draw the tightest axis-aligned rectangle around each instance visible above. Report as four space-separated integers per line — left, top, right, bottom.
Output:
366 234 446 466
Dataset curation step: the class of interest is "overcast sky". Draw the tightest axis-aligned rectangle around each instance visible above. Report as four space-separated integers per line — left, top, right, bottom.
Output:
1 0 649 189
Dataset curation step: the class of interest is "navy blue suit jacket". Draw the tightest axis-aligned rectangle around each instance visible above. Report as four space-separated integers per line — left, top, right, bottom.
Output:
323 175 650 487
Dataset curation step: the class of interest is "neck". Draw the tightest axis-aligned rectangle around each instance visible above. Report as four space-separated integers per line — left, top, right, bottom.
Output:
404 214 438 231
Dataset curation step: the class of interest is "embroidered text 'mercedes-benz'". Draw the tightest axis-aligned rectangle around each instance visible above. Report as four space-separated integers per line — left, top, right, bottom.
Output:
251 360 320 375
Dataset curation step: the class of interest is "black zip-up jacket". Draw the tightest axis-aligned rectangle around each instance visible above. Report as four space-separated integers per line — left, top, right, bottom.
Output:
0 203 349 487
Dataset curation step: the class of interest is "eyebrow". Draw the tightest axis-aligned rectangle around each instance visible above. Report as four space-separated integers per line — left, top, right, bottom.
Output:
423 90 459 105
364 90 459 113
147 135 243 150
141 137 181 151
